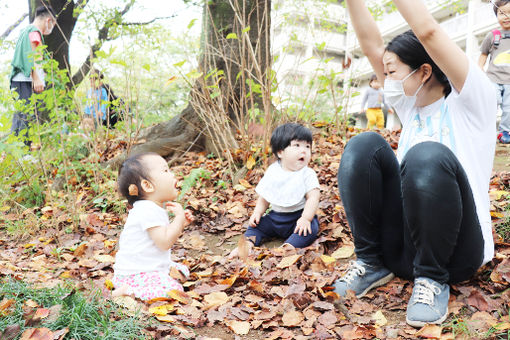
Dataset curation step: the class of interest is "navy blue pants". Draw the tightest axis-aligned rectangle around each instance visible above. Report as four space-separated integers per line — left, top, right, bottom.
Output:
338 132 484 284
245 209 319 248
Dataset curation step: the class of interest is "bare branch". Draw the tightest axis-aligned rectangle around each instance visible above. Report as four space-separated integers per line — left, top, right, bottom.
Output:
120 14 177 26
70 0 135 87
1 13 28 40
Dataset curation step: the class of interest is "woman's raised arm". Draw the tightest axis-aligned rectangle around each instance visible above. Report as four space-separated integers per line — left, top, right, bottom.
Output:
345 0 386 83
393 0 469 92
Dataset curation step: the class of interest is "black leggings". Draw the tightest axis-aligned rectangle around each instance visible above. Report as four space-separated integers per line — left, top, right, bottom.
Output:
337 132 484 284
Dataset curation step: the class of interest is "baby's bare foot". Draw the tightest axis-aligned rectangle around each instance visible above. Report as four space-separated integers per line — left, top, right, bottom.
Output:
112 285 130 297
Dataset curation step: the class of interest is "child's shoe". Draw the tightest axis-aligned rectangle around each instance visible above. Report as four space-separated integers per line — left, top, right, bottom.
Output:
498 131 510 144
333 260 394 298
406 277 449 327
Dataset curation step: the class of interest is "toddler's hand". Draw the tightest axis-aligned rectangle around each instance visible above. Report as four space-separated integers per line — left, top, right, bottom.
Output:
184 209 194 226
249 211 262 227
294 217 311 236
166 202 185 219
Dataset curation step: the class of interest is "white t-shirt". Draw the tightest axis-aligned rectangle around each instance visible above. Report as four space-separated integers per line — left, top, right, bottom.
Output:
394 61 497 264
255 161 320 213
113 200 173 276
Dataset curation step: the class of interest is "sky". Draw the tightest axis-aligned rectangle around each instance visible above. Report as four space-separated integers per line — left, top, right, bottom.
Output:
0 0 202 65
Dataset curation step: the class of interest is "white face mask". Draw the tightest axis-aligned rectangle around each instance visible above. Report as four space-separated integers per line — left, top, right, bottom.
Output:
384 68 424 110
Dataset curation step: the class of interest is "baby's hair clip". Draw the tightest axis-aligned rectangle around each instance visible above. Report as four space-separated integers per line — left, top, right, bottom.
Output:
128 184 139 196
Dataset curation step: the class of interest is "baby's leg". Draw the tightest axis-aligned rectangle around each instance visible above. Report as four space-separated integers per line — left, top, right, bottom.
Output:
112 285 131 297
284 215 319 248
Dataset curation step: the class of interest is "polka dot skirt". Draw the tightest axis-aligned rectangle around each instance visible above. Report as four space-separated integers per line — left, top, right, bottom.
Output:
112 271 183 301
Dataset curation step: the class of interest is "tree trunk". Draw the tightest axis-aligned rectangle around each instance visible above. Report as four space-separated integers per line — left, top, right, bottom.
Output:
109 0 272 168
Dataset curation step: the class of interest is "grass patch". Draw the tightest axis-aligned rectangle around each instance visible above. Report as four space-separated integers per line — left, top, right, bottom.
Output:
0 277 149 339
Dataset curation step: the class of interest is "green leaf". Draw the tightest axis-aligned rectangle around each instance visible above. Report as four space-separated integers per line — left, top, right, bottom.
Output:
187 18 197 29
95 50 107 58
241 26 250 33
173 60 186 67
142 64 151 72
226 33 238 39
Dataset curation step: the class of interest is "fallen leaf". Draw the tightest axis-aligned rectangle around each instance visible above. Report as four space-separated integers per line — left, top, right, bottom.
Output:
246 156 256 170
372 310 387 326
0 299 15 316
168 289 192 304
467 290 490 311
112 296 139 314
20 328 53 340
331 245 354 259
282 310 304 327
226 320 250 335
203 292 229 309
93 254 115 263
156 314 177 323
24 300 39 308
494 322 510 331
0 324 20 340
149 305 170 316
415 324 442 339
33 308 50 320
277 255 302 269
320 255 336 265
238 179 252 188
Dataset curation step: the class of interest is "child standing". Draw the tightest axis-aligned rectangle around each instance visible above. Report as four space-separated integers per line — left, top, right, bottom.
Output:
479 0 510 143
10 6 56 146
112 152 194 301
360 74 394 129
230 123 320 258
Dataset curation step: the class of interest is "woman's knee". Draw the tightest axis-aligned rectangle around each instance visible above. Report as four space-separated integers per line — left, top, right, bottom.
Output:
401 142 458 190
341 132 387 163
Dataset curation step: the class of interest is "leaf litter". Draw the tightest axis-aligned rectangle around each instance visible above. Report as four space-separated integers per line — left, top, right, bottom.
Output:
0 127 510 339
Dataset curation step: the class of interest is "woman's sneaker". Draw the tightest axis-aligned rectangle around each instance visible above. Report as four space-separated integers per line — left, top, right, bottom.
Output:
333 260 394 298
406 277 449 327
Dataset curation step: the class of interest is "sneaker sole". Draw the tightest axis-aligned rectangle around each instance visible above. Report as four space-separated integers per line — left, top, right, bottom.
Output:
356 272 395 298
405 312 448 328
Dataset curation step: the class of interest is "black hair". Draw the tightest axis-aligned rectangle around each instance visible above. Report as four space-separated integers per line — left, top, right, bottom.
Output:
369 74 378 87
270 123 313 159
117 152 158 206
386 30 451 97
35 5 56 20
494 0 510 15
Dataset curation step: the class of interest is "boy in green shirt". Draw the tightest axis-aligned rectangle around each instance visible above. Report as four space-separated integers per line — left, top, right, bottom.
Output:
10 5 56 146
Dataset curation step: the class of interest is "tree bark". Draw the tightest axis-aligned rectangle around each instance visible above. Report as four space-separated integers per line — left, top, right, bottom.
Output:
108 0 272 168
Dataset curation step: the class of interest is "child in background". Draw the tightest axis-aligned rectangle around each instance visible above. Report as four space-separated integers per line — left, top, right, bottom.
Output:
229 123 320 258
478 0 510 143
83 70 108 128
112 152 194 301
360 74 393 129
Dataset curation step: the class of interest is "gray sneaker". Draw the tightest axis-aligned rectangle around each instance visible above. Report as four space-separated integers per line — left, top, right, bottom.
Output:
406 277 449 327
333 260 394 298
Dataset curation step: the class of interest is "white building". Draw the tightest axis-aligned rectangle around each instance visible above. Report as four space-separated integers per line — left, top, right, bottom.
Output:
271 0 498 127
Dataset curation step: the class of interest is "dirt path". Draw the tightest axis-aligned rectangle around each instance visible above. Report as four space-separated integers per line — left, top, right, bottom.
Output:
494 143 510 172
